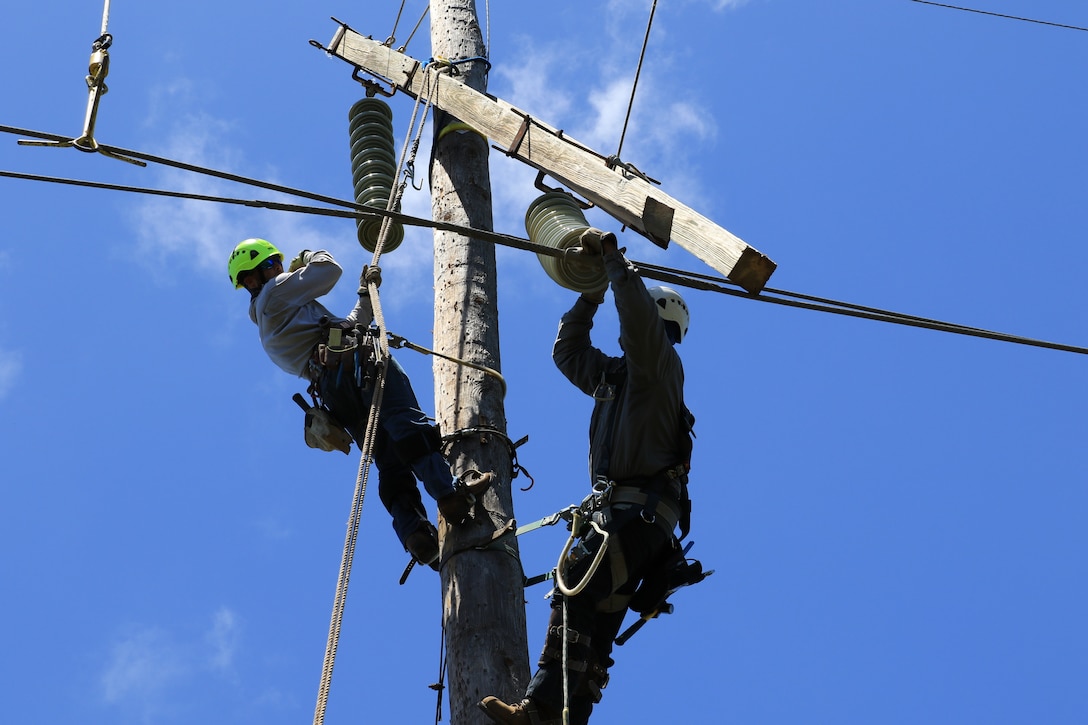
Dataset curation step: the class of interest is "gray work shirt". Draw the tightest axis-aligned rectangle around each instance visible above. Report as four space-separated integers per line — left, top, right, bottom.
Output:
552 251 687 484
248 250 373 377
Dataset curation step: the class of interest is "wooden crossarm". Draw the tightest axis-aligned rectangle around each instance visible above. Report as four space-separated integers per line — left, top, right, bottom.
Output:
325 24 777 293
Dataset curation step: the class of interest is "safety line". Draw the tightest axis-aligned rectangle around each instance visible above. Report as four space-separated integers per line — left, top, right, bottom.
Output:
910 1 1088 33
2 126 1083 356
616 0 658 162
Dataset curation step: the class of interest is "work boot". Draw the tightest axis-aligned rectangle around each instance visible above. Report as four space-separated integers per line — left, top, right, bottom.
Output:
404 524 439 570
478 696 560 725
438 470 495 525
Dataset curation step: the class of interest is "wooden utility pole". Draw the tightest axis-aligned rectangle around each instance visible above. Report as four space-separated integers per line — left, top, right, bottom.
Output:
429 2 531 723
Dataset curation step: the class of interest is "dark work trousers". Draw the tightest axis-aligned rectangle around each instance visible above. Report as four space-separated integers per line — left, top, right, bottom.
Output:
319 350 456 546
526 507 671 725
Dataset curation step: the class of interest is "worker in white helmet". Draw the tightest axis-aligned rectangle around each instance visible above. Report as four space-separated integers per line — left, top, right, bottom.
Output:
481 229 695 725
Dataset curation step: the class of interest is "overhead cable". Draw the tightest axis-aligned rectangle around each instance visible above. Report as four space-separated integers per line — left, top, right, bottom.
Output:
910 1 1088 33
1 125 1083 357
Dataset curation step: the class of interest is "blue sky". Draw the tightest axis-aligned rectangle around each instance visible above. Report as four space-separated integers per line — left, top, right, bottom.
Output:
2 1 1086 723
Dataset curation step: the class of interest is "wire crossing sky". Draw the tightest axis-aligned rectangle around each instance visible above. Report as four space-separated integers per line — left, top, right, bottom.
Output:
911 0 1088 32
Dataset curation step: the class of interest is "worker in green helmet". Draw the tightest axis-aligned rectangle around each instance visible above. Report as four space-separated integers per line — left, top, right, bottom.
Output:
481 229 695 725
228 238 492 570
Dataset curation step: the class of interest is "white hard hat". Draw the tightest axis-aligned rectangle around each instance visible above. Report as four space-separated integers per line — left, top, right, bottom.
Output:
648 286 690 343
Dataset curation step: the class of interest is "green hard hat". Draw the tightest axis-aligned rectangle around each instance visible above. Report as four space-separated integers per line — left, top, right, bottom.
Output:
228 238 282 289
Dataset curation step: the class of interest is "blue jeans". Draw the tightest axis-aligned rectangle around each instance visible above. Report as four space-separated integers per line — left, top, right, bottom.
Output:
319 351 456 546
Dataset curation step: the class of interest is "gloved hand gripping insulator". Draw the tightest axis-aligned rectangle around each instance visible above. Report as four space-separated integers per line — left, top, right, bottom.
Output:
525 191 608 294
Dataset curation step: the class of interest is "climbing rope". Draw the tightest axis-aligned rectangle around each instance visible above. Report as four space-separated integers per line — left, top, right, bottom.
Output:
312 331 389 725
432 613 449 725
553 511 610 725
562 595 571 725
313 66 458 723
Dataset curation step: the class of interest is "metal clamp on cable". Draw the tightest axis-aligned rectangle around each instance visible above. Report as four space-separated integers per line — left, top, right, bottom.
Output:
16 2 144 165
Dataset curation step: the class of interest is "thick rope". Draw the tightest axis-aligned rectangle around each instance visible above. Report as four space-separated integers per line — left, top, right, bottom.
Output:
99 0 111 35
313 74 442 724
312 339 389 725
562 594 571 725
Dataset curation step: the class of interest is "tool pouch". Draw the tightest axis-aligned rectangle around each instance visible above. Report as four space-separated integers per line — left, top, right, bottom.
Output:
316 343 355 371
293 393 353 455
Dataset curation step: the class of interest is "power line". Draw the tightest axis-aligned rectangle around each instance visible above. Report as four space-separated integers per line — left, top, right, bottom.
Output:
2 124 1085 357
910 1 1088 33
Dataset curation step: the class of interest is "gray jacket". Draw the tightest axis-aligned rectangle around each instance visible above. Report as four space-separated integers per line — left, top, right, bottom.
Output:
552 250 688 485
249 250 373 377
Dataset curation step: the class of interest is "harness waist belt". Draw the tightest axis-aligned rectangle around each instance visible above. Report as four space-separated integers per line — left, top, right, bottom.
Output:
609 486 681 532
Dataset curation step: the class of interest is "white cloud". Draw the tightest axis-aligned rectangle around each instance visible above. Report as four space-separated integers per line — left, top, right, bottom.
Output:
0 348 22 400
99 608 243 718
205 606 241 672
100 625 187 708
125 107 360 289
710 0 752 11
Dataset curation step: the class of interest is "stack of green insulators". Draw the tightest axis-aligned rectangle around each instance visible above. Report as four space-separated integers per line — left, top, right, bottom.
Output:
524 191 608 294
348 98 403 252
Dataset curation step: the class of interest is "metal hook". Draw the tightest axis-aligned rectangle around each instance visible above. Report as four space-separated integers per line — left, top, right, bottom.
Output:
350 68 395 98
17 33 144 166
533 171 593 210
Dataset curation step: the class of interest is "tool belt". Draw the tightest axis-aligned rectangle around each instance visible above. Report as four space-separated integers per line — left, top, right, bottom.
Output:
306 320 376 384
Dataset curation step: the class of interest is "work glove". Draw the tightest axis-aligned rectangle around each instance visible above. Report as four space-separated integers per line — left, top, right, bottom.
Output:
579 228 606 256
358 264 382 296
288 249 312 273
579 228 618 256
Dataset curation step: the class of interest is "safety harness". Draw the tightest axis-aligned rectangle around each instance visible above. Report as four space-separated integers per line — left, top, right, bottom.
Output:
296 317 380 453
589 362 695 541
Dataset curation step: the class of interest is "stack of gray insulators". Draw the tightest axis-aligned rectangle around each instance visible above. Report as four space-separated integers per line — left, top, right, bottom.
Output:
348 98 404 252
524 191 608 294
